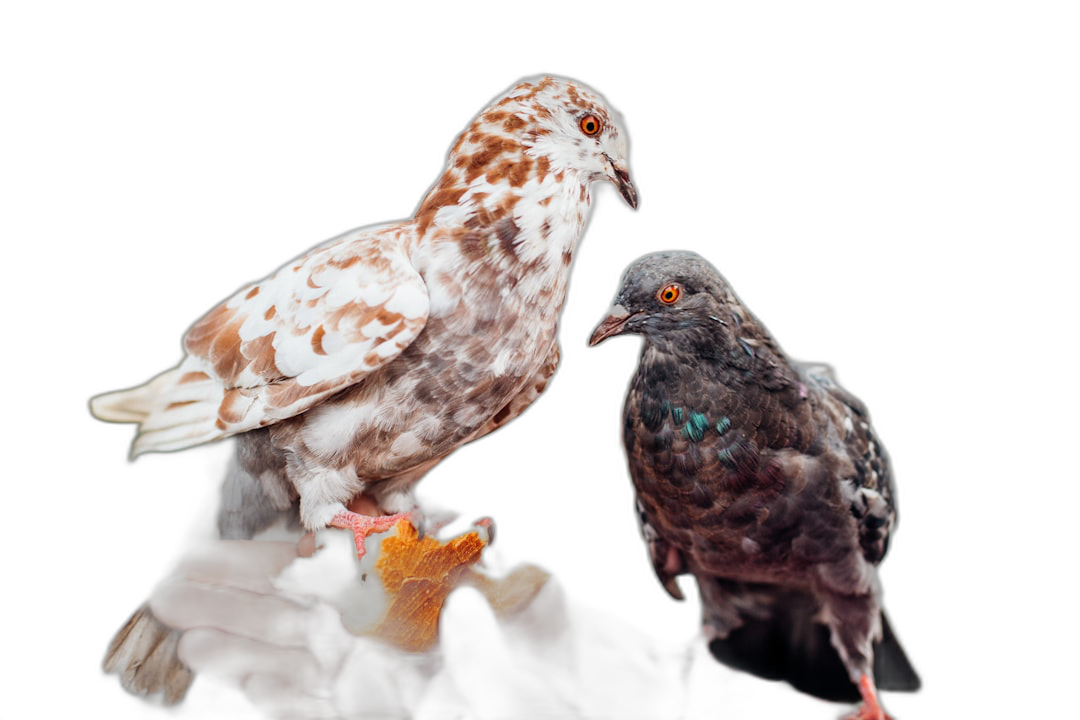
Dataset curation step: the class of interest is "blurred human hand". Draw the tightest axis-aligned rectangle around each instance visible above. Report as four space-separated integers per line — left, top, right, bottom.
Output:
145 527 690 720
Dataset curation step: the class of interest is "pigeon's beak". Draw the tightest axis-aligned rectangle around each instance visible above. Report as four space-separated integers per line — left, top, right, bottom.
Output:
589 304 637 346
604 155 637 209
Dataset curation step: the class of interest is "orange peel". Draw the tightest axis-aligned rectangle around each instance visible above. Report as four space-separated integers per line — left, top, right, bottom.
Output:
276 520 548 656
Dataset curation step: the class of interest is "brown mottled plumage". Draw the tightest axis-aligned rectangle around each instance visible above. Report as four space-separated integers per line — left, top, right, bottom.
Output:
590 251 918 720
94 75 635 704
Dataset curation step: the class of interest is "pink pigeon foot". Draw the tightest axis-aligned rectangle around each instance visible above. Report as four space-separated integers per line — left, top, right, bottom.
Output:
328 509 496 565
842 674 892 720
329 510 412 561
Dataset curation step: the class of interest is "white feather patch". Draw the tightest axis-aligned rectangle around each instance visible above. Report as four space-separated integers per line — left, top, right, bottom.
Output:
388 431 423 459
302 401 379 459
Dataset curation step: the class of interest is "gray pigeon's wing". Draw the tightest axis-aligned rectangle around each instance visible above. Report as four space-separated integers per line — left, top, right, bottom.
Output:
799 361 897 565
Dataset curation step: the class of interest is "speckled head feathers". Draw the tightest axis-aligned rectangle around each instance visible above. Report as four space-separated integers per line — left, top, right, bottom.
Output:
417 76 635 236
500 77 632 196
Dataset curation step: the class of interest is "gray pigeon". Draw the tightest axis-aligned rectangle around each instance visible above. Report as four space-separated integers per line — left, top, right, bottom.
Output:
589 251 918 720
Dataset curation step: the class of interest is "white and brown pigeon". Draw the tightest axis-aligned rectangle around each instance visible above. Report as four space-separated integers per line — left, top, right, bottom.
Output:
93 76 635 703
589 251 918 720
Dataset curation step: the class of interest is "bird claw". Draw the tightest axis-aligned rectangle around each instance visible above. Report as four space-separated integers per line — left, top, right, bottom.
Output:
471 516 495 546
329 510 412 561
325 507 496 563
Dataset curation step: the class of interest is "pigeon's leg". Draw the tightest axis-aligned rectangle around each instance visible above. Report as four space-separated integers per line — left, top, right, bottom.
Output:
328 488 427 560
328 510 411 561
329 463 450 558
842 674 891 720
330 468 475 561
816 575 890 720
330 498 478 559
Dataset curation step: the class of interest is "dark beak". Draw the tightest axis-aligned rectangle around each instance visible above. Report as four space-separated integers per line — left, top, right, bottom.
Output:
604 155 638 209
589 304 636 346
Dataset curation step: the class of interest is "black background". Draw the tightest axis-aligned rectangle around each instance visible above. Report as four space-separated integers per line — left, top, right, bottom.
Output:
39 18 1002 720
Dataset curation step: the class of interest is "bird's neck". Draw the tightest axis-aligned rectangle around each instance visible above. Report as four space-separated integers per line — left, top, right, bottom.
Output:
636 344 702 407
637 338 798 407
410 162 591 318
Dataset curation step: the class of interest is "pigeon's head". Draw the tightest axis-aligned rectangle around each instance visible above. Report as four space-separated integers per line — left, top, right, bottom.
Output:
465 76 637 208
590 251 754 353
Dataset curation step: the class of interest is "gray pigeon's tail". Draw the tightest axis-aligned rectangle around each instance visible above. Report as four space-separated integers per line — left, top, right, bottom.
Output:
103 602 194 705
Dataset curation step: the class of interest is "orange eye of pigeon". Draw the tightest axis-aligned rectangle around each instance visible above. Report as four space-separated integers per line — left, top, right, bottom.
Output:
658 284 682 304
579 114 602 136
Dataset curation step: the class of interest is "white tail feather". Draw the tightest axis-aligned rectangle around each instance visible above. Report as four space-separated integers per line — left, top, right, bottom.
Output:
138 399 219 431
90 368 183 423
91 364 231 455
103 602 193 704
132 420 225 456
